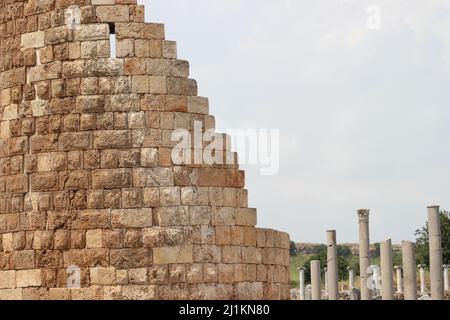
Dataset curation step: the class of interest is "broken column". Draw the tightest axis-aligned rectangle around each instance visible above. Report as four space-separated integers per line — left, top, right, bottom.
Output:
326 230 339 300
348 267 355 289
380 238 394 300
418 264 427 296
298 267 306 300
428 206 444 300
348 267 357 300
402 241 417 300
394 265 403 293
357 209 371 300
444 265 449 292
311 260 321 300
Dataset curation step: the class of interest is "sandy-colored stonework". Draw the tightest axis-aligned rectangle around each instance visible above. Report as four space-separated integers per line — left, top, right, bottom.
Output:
0 0 290 300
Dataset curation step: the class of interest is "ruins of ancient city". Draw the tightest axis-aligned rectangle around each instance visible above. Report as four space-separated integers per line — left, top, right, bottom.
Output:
0 0 449 302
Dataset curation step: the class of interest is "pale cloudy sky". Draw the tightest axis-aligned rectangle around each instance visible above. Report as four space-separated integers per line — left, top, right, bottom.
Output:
142 0 450 243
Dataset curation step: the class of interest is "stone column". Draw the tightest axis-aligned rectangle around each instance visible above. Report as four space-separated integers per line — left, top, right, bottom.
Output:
394 265 403 293
298 267 305 300
348 267 355 289
402 241 417 300
428 206 444 300
326 230 339 300
444 265 449 292
311 260 321 300
305 285 312 300
418 264 427 296
380 238 394 300
357 209 371 300
324 267 328 297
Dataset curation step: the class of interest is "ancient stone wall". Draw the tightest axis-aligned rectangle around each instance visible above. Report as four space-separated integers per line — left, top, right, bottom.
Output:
0 0 290 300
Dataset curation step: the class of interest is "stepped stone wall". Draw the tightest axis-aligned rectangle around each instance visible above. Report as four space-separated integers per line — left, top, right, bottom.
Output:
0 0 290 300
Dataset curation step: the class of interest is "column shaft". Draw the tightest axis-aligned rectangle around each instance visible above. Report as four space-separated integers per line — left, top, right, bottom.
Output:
380 239 394 300
402 241 417 300
358 209 371 300
428 206 444 300
327 230 339 300
311 260 321 300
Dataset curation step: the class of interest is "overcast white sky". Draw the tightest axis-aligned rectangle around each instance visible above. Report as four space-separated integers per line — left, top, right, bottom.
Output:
143 0 450 244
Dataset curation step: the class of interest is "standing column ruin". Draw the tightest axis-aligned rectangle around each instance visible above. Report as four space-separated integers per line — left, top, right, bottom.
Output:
311 260 322 300
402 241 417 300
348 267 355 289
326 230 339 300
394 265 403 294
418 264 427 296
298 267 306 300
428 206 444 300
357 209 371 300
444 265 449 292
380 238 394 300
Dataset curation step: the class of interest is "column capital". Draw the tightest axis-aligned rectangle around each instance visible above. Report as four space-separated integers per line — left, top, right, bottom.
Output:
357 209 370 223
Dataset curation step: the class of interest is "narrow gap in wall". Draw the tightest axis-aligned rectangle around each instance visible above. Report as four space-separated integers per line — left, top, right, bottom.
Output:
109 23 116 59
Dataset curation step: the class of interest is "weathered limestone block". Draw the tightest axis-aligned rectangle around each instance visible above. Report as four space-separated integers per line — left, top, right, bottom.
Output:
111 208 152 228
0 270 16 289
24 0 54 16
92 169 132 189
187 96 209 115
92 0 115 5
21 31 45 49
58 132 92 151
96 6 130 22
94 130 131 149
0 68 26 90
133 168 174 187
154 206 189 227
76 96 105 113
153 246 193 264
29 62 62 83
235 208 257 227
77 210 110 229
74 24 110 41
122 285 157 300
16 269 42 288
45 26 73 45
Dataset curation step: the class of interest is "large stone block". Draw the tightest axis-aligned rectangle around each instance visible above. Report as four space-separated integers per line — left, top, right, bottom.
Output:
16 269 42 288
235 208 257 227
122 285 157 300
92 169 132 189
76 96 105 113
31 173 58 191
153 246 193 264
96 5 130 22
110 248 149 269
153 206 189 227
74 24 110 41
77 210 110 229
111 208 152 228
58 132 92 151
187 96 209 115
133 168 174 187
21 31 45 49
90 267 117 285
0 68 26 89
94 130 131 149
0 270 16 289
